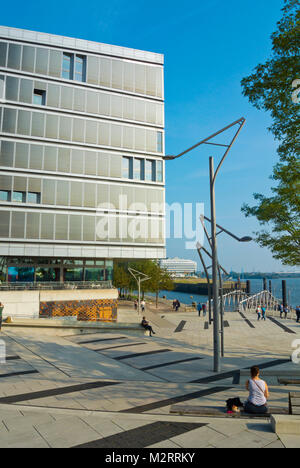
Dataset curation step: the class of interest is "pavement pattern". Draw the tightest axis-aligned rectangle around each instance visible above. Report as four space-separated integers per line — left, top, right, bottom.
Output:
0 307 300 448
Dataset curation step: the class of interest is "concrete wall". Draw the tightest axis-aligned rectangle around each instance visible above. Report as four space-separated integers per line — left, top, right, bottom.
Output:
0 289 118 321
0 290 40 319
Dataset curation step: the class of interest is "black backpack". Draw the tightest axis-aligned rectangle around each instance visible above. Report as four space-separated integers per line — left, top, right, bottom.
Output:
226 397 244 412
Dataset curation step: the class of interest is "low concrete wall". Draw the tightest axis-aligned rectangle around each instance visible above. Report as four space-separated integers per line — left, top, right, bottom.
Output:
0 288 118 322
0 290 40 319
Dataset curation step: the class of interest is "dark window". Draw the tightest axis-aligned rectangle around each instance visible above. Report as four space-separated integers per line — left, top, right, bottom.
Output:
62 53 73 80
27 192 41 204
33 89 46 105
0 190 11 201
62 53 86 82
12 191 26 203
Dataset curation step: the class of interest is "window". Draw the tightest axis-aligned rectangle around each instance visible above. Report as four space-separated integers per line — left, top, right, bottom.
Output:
27 192 41 204
62 53 73 80
75 55 86 82
133 158 142 180
122 157 131 179
62 53 86 82
12 191 26 203
33 89 46 106
156 160 163 182
0 190 11 201
145 160 155 181
0 75 4 100
157 131 163 153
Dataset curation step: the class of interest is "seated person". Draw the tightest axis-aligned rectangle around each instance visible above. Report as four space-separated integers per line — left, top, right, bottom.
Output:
141 317 156 336
244 366 269 414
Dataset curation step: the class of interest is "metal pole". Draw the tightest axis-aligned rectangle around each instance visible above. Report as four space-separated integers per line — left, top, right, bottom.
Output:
138 277 141 315
218 267 224 357
210 156 221 373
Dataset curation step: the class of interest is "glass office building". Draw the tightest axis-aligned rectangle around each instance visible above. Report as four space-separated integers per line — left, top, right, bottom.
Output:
0 26 166 282
160 258 197 276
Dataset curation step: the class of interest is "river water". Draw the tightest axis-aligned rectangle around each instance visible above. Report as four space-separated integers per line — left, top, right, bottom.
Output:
157 278 300 307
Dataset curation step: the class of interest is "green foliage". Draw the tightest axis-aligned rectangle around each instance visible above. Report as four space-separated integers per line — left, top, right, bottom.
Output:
113 260 174 303
241 0 300 266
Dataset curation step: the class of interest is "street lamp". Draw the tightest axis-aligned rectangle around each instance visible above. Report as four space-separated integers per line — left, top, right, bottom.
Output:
165 118 246 372
128 268 151 315
198 215 252 358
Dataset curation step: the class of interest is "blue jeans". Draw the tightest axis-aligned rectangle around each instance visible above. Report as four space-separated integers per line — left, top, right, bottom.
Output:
244 401 268 414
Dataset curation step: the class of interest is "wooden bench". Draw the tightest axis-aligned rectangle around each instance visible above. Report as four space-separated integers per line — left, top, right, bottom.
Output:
289 392 300 415
170 404 289 419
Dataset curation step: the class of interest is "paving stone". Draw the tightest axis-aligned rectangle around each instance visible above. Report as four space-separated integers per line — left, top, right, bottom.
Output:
264 439 285 448
278 435 300 449
33 417 101 448
170 426 227 448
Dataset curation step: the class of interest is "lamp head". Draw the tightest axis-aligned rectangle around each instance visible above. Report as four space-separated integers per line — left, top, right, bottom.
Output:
239 236 252 242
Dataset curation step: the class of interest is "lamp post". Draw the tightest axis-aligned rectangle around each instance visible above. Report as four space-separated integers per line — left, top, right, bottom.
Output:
128 268 151 315
198 216 252 359
165 118 246 372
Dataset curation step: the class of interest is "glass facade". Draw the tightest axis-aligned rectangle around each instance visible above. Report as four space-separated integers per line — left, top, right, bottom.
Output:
1 257 114 282
0 27 165 282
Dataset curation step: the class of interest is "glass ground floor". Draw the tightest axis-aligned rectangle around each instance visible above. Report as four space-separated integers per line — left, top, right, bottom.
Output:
0 257 113 283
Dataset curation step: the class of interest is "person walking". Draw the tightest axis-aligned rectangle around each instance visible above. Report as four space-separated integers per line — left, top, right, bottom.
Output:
256 305 262 321
141 300 146 313
244 366 269 415
279 304 284 318
296 305 300 323
172 299 177 311
261 306 266 321
175 300 181 312
141 317 156 337
197 303 202 317
202 303 207 317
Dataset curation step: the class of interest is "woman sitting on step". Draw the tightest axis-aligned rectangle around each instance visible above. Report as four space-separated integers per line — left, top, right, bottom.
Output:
245 366 269 414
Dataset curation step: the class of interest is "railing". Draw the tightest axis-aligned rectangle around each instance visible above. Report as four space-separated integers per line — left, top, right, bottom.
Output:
207 289 249 312
238 290 280 311
0 281 113 291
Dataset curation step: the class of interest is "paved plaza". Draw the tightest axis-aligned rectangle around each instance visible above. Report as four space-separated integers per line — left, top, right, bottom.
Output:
0 307 300 448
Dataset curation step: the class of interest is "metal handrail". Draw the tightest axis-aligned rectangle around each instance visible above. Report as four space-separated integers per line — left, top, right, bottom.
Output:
0 280 113 291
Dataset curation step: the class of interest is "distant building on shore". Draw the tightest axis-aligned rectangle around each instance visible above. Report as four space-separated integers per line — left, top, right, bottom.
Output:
160 257 197 276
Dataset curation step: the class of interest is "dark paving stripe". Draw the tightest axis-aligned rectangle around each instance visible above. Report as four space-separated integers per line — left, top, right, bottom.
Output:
6 355 21 361
267 317 296 334
174 321 186 333
190 370 239 384
204 322 209 330
141 356 203 371
251 359 291 370
95 342 145 352
232 372 241 385
80 337 127 345
73 421 206 448
0 380 120 404
120 386 231 414
0 370 39 379
239 312 255 329
191 358 291 384
115 349 171 361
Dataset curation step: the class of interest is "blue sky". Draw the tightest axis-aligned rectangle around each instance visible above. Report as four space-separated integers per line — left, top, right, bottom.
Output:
1 0 293 272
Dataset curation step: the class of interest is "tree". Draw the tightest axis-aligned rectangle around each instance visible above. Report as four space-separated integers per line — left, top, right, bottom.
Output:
241 0 300 266
113 263 131 296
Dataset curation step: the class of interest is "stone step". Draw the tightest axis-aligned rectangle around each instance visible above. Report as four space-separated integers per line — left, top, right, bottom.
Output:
271 415 300 435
